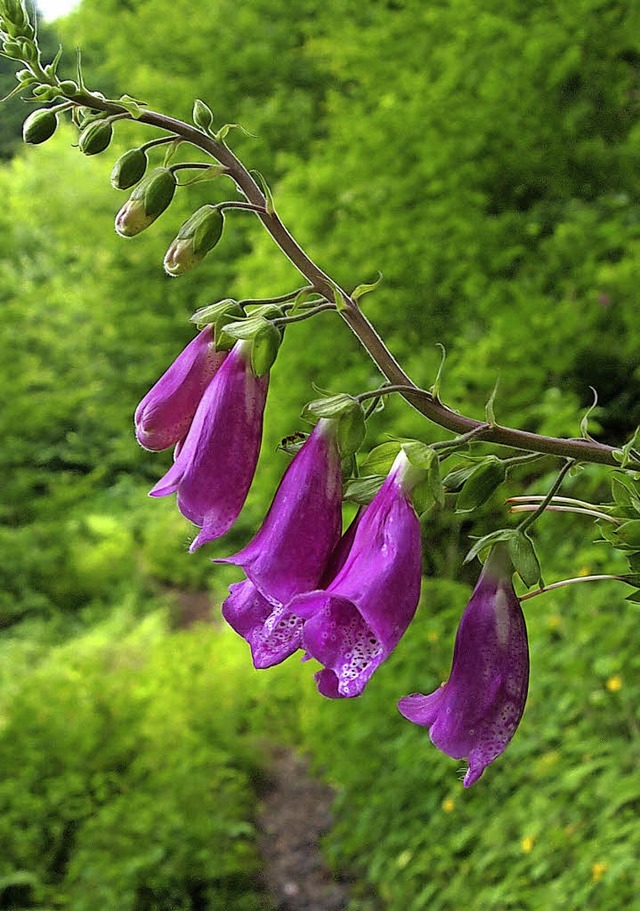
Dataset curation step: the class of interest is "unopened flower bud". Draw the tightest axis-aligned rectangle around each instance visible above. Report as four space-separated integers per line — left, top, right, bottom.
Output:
78 119 113 156
110 148 148 190
115 167 177 237
58 80 79 95
192 98 214 132
22 108 58 144
163 206 224 276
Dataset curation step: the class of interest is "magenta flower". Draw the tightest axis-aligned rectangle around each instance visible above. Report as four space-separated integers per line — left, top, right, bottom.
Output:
398 547 529 787
220 420 343 666
219 420 343 605
135 325 226 451
149 340 268 551
288 450 423 698
222 579 306 669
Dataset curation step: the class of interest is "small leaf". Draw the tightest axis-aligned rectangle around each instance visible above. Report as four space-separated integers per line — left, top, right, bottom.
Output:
250 169 275 215
118 93 145 118
351 271 383 302
580 386 599 440
485 378 500 425
430 343 447 400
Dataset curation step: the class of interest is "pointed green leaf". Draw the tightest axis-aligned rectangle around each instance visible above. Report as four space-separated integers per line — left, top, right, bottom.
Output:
351 271 383 302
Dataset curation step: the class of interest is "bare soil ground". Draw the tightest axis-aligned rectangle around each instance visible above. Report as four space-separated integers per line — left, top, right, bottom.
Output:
257 748 352 911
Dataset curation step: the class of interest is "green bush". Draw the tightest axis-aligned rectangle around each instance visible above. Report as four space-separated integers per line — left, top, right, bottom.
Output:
0 613 276 911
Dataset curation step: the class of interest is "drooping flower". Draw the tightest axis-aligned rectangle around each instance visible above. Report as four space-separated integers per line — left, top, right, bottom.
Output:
149 340 268 550
397 546 529 787
220 420 344 665
222 579 306 669
287 450 423 698
135 325 226 451
219 419 343 605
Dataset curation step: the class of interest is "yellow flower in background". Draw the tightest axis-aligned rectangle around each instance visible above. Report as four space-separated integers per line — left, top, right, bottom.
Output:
591 861 609 883
442 797 455 813
606 675 622 693
521 836 534 853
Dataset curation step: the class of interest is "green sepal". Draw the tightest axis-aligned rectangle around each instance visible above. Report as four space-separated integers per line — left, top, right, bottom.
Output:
455 457 506 513
361 441 402 475
402 443 444 513
22 108 57 144
250 320 282 376
193 98 214 132
336 403 366 458
190 299 245 329
110 148 148 190
301 393 359 422
464 529 516 565
344 475 385 506
443 461 481 491
78 119 113 156
507 531 542 588
625 589 640 603
137 167 176 217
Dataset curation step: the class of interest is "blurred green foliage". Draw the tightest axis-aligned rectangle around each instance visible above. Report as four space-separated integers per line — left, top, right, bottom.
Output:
1 0 640 908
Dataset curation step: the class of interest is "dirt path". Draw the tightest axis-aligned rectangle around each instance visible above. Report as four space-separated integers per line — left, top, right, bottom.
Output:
257 748 352 911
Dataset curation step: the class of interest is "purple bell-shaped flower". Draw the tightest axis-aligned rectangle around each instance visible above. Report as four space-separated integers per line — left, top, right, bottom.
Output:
135 325 226 451
149 340 268 550
398 546 529 786
220 419 343 665
289 450 423 698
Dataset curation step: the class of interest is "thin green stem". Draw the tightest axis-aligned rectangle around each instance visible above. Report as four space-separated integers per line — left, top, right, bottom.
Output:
520 574 630 602
517 460 575 532
242 286 315 307
273 302 336 325
509 504 621 524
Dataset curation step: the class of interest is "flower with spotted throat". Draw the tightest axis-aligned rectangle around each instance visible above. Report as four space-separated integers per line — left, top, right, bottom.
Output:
398 546 529 786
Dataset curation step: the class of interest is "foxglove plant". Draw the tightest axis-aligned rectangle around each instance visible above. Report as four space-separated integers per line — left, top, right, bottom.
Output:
5 0 640 792
149 340 269 550
398 546 529 786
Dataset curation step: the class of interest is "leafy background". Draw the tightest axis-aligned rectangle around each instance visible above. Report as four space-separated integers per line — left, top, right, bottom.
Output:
1 0 640 908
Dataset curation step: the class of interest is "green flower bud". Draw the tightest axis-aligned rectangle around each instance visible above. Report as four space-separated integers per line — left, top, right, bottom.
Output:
58 80 79 95
192 98 214 132
22 108 58 145
115 167 177 237
1 40 22 58
163 206 224 276
78 120 113 156
110 148 148 190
